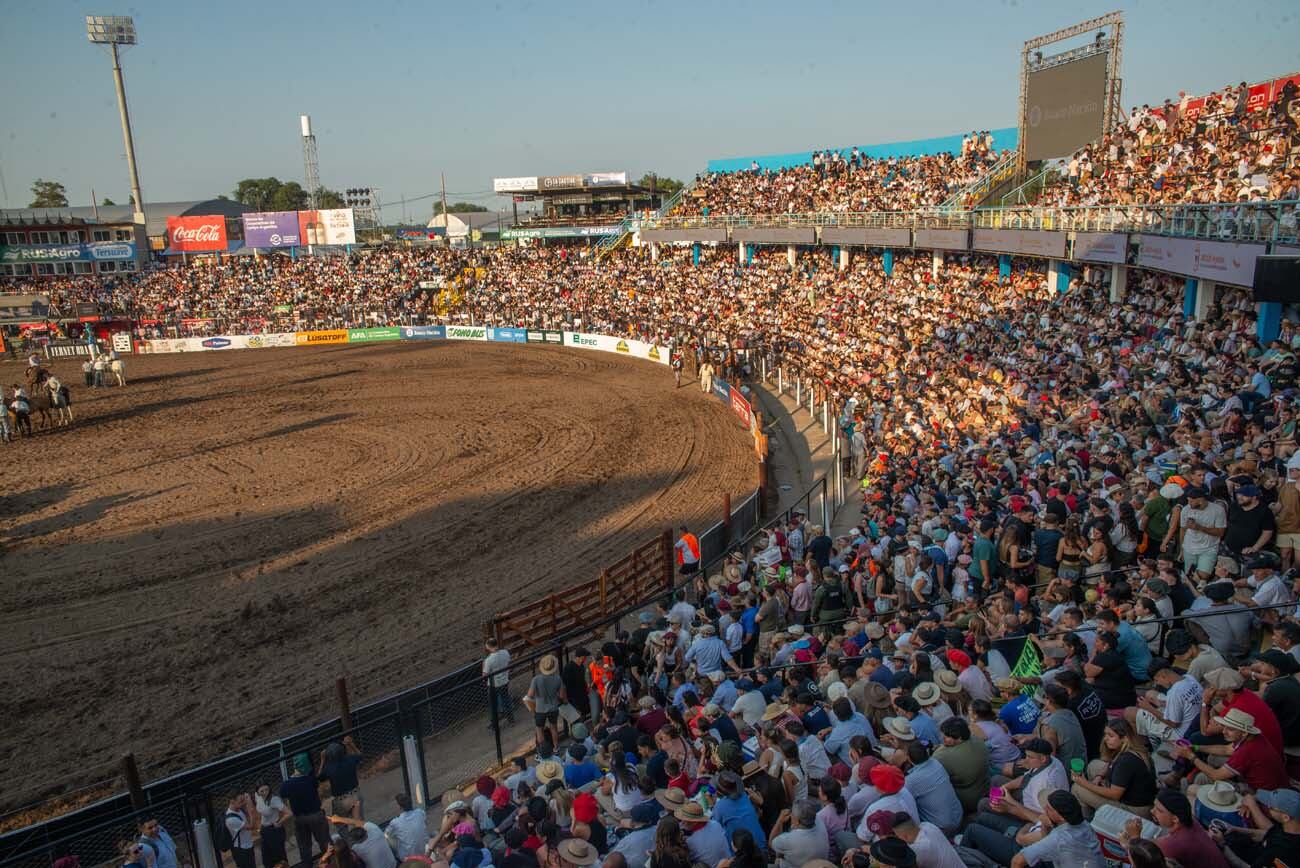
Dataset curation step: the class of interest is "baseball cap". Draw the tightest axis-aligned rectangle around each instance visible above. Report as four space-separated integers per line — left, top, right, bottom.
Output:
1258 789 1300 819
1238 484 1262 498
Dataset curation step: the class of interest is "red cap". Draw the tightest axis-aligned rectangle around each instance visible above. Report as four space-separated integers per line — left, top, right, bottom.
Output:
573 792 599 824
870 763 905 795
946 649 971 671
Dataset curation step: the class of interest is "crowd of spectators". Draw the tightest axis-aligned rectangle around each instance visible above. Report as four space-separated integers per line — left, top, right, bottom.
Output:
675 140 1007 217
1038 81 1300 208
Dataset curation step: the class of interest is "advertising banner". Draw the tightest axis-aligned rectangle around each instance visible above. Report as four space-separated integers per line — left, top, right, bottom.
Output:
732 228 816 245
1072 231 1128 264
729 386 753 428
319 209 357 245
566 332 603 350
526 329 564 344
489 327 527 343
913 228 968 251
552 193 593 205
166 215 228 252
538 174 585 191
111 332 134 354
347 326 401 342
492 177 538 193
0 242 138 262
295 329 350 346
45 341 93 359
583 171 628 187
502 225 621 240
445 325 489 340
400 325 445 340
1136 235 1265 287
819 227 912 247
246 332 298 348
242 211 301 248
972 228 1067 259
712 378 732 404
640 228 729 244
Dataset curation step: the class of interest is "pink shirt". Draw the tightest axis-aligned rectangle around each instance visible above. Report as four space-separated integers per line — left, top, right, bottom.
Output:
792 580 813 613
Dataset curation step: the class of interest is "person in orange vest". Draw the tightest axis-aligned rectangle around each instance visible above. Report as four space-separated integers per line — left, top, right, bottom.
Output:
675 526 700 575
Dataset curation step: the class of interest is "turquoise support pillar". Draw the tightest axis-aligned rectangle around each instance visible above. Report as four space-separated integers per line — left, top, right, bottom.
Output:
999 254 1012 281
1259 302 1282 344
832 245 840 265
883 248 894 277
1056 262 1071 294
1183 278 1198 319
692 243 700 266
745 244 753 266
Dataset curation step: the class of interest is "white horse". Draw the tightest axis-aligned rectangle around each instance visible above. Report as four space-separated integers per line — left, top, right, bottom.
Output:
45 377 73 426
109 358 126 387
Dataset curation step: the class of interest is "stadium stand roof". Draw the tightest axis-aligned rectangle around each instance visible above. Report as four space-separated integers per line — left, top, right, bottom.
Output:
0 198 254 240
706 126 1020 173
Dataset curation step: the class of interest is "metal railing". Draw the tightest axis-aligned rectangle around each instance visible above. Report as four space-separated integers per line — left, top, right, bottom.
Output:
998 162 1057 207
940 151 1018 210
639 199 1300 244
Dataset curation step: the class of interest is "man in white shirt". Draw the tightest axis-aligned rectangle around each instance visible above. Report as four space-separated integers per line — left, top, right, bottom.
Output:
383 793 429 859
893 812 965 868
330 816 397 868
1129 658 1202 742
1241 556 1293 609
481 638 513 723
1181 486 1227 579
224 795 256 868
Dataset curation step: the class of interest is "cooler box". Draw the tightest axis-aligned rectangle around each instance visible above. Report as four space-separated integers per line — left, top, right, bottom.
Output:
1091 804 1162 866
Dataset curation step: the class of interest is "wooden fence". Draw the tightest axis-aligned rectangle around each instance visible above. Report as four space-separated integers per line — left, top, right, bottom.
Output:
484 530 674 653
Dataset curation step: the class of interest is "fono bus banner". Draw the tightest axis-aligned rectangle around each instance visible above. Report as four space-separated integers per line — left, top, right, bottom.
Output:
445 325 489 340
166 215 228 252
242 211 301 248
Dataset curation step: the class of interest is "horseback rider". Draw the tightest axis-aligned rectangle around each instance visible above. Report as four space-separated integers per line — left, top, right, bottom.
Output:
9 384 31 437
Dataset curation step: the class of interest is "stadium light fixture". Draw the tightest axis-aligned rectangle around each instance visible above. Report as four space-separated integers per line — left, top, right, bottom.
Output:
86 15 147 228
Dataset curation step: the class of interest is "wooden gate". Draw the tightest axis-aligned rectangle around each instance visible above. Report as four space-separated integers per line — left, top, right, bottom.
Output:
485 530 674 653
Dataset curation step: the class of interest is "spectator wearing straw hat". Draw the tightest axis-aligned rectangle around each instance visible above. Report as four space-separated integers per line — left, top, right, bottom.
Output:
556 837 600 867
525 654 565 756
1177 707 1290 794
674 800 731 865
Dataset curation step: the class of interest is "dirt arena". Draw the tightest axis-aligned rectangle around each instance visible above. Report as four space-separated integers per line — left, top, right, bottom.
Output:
0 342 755 811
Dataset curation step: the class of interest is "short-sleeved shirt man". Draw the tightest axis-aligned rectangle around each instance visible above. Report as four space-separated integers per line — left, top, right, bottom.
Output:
1223 689 1285 755
999 693 1041 736
1224 503 1275 554
972 535 997 587
1043 708 1086 769
279 773 324 815
1068 685 1107 760
771 825 829 868
1227 734 1290 791
1182 501 1227 554
1143 495 1173 542
529 673 563 714
351 823 397 868
1157 822 1231 868
1020 821 1104 867
1162 673 1203 738
320 754 362 795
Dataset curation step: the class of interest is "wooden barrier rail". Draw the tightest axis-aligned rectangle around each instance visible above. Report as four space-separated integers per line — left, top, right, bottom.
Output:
485 530 673 653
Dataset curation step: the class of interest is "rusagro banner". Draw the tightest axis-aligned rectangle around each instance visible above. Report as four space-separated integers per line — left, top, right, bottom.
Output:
0 242 136 263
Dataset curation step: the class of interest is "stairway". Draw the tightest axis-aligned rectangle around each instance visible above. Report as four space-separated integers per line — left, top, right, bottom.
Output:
939 151 1018 211
597 178 696 259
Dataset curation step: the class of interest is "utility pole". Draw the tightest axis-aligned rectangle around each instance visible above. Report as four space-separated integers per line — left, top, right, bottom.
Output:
440 173 450 248
87 17 147 228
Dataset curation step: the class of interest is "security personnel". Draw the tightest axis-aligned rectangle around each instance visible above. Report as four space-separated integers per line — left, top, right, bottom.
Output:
675 526 700 575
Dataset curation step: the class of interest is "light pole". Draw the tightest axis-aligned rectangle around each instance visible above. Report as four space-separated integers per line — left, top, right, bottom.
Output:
86 16 146 228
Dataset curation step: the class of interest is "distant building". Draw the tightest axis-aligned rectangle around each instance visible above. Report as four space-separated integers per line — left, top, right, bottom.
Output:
426 211 508 244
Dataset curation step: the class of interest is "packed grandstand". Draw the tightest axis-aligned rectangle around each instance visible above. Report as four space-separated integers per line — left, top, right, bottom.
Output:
6 68 1300 868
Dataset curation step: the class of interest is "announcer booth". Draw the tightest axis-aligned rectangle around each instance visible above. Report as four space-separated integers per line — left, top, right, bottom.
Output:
0 215 146 279
495 172 664 244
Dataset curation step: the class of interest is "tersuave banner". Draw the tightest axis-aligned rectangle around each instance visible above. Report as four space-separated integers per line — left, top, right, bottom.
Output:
166 215 228 252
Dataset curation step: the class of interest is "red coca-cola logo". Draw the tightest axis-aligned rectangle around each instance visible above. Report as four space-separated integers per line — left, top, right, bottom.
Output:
172 223 222 242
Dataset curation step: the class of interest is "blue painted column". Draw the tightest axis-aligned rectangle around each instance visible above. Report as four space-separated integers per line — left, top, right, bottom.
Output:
832 245 840 265
1259 302 1282 344
1056 261 1071 294
883 248 894 277
998 254 1012 281
1183 278 1198 319
692 243 700 266
746 244 754 266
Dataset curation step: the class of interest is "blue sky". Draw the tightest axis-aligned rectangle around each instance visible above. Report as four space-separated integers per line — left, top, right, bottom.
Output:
1 0 1297 222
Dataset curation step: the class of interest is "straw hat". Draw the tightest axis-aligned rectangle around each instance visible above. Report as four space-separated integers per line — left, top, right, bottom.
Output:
1213 708 1261 735
556 839 599 867
912 682 941 706
539 655 558 675
863 682 893 709
673 801 709 823
655 787 687 812
935 670 962 695
536 759 564 786
883 717 916 741
1197 781 1243 813
762 702 790 722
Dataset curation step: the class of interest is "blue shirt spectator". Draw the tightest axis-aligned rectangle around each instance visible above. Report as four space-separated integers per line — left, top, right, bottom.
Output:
710 783 768 853
906 757 964 832
1112 619 1153 681
907 711 943 747
823 710 878 764
683 633 735 675
999 693 1041 736
712 678 738 712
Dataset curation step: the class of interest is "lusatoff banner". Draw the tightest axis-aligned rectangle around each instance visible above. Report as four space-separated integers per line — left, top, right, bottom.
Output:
295 329 350 345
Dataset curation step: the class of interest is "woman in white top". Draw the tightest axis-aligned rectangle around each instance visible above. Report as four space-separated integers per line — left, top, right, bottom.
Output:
599 750 642 815
779 739 808 803
254 784 290 867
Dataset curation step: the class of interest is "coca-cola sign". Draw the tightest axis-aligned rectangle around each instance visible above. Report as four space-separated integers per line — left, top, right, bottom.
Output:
166 215 228 252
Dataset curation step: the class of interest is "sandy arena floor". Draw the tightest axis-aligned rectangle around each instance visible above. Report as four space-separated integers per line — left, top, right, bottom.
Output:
0 342 754 811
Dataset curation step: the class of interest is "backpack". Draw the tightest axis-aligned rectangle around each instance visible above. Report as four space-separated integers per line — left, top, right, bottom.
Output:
213 811 241 851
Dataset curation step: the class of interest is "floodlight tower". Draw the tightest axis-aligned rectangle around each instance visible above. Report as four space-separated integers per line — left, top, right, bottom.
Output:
301 115 320 209
86 15 146 227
